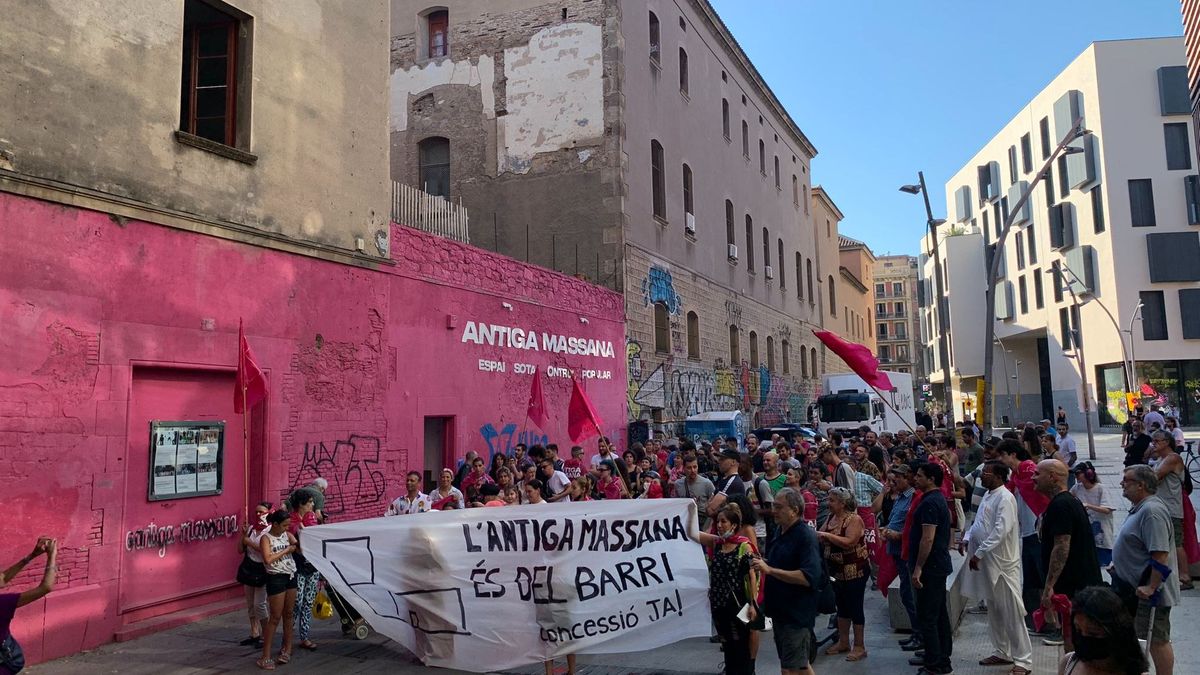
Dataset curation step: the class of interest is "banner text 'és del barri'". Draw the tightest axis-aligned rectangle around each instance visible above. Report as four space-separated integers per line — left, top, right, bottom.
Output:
301 500 709 672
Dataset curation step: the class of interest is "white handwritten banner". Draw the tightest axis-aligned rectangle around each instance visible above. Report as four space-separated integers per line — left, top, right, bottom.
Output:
301 499 709 672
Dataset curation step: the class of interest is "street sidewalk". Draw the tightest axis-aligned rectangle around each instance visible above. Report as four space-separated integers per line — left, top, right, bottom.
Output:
29 432 1200 674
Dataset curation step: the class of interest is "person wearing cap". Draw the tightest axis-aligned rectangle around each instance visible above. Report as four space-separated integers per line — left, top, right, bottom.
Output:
637 470 664 499
706 448 747 521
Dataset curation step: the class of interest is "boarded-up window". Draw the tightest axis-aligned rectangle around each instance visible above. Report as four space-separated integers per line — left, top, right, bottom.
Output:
654 303 670 353
686 311 700 359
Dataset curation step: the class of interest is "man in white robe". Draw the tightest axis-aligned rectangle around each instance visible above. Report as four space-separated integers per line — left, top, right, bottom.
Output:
960 460 1033 674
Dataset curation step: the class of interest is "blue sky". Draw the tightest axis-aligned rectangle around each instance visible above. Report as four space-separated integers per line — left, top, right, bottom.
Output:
709 0 1185 256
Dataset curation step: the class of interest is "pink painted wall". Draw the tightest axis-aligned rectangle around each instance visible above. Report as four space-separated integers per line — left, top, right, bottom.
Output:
0 192 626 663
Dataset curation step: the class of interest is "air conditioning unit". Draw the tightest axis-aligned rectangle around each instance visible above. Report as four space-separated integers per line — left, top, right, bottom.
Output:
685 213 696 235
764 265 774 280
727 243 738 260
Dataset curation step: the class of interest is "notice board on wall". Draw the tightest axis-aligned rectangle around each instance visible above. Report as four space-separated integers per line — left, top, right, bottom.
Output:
148 421 225 501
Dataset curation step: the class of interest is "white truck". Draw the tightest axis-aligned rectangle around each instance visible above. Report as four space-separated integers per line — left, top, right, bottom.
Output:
811 371 916 438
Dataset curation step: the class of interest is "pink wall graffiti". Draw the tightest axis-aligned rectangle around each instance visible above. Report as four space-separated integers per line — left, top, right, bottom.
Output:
0 192 626 663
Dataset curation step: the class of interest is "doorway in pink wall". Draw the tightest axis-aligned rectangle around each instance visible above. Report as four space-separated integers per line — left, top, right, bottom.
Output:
119 366 251 621
422 416 453 493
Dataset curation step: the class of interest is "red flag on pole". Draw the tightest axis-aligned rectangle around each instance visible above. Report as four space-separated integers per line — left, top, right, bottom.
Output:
526 367 549 429
812 329 894 391
234 319 269 413
567 375 603 443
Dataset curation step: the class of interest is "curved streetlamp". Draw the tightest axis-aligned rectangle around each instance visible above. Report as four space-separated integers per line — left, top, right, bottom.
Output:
901 173 954 425
981 118 1091 437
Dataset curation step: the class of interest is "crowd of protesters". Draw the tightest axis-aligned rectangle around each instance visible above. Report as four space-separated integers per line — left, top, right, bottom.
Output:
219 408 1197 675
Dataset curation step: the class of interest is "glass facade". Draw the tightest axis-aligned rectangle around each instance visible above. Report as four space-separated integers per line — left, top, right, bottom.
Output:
1097 359 1200 426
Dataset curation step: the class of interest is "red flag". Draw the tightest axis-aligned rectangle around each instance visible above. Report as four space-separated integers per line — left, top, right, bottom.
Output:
526 367 549 429
812 330 893 391
234 319 268 413
567 375 603 443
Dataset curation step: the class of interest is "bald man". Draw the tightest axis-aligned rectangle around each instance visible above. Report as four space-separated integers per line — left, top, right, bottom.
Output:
1032 459 1101 650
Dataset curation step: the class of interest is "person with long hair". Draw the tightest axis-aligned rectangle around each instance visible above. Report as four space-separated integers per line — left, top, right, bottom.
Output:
237 501 272 647
258 510 298 670
1070 462 1115 567
1022 426 1042 461
819 487 869 661
690 505 761 675
487 452 507 483
0 537 58 670
1057 585 1149 675
596 459 629 499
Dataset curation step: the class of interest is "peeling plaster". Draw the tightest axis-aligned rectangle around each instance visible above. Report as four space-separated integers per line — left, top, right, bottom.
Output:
389 55 496 133
499 22 603 174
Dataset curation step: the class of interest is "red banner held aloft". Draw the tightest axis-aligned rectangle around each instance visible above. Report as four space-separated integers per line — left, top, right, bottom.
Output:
567 375 603 443
812 329 893 391
235 319 268 414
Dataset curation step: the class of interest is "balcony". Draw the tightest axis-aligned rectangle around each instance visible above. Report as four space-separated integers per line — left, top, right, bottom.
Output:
391 181 470 243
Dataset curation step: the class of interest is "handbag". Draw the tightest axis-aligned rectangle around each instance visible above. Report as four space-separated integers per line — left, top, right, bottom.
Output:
0 634 25 674
235 553 267 587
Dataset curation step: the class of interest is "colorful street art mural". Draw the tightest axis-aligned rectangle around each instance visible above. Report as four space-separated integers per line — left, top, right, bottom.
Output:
641 265 682 314
627 337 822 428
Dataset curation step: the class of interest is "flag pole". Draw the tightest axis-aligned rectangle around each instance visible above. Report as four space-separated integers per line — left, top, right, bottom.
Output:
864 383 919 436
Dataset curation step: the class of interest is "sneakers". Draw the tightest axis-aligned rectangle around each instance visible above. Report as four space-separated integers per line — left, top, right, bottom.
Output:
1041 629 1065 647
901 639 924 652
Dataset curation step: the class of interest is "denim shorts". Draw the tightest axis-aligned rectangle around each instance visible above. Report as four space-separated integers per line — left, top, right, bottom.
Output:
265 573 297 596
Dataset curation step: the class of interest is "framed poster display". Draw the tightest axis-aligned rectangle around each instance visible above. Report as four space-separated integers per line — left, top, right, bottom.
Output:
148 421 225 501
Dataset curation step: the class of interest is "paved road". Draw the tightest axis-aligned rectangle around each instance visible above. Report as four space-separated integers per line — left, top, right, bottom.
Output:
30 433 1200 674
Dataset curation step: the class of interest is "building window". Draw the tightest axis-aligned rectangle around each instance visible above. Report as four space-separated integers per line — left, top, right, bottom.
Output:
1027 224 1038 264
741 121 749 159
745 215 755 271
879 345 891 361
686 311 700 359
1039 116 1051 159
1018 275 1028 314
1033 271 1045 309
729 325 740 364
179 0 245 147
1043 164 1056 207
762 227 770 273
878 323 888 338
1139 291 1168 340
427 9 449 58
654 302 670 353
806 259 814 303
1128 179 1156 227
651 140 666 221
792 175 799 206
1090 186 1105 233
1052 266 1064 303
1015 231 1026 269
725 200 735 250
722 99 730 140
774 156 781 189
678 47 689 95
418 136 451 198
892 282 903 295
875 283 886 296
1057 154 1070 198
749 331 759 368
795 253 803 299
1059 307 1073 350
828 275 836 314
810 347 818 378
1164 123 1191 170
758 140 766 175
805 185 810 215
648 11 660 64
1020 133 1033 174
1008 145 1018 184
766 336 775 372
801 346 809 378
777 239 785 288
782 340 790 374
894 322 906 338
682 164 694 218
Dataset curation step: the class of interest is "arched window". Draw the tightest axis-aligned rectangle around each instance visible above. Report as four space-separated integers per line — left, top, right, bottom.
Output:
810 347 818 378
651 140 665 220
766 336 775 372
762 227 770 272
678 47 689 94
686 311 700 359
729 325 740 364
795 252 803 299
654 302 670 353
745 215 755 271
778 239 785 289
722 99 730 140
782 339 790 374
828 275 836 315
725 200 735 249
806 259 814 302
648 11 660 63
800 344 809 378
682 164 694 218
749 331 759 368
418 136 450 198
758 139 766 174
741 121 749 158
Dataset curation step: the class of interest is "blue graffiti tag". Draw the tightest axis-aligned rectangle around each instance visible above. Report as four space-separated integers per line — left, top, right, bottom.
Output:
478 423 549 459
642 265 682 315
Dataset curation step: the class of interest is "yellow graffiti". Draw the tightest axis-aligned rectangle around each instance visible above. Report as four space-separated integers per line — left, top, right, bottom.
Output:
714 366 736 399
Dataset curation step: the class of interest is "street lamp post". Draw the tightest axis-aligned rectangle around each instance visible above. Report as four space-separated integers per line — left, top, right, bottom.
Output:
981 117 1090 437
901 173 953 426
994 337 1014 428
1057 261 1136 415
1050 261 1097 460
1127 301 1144 405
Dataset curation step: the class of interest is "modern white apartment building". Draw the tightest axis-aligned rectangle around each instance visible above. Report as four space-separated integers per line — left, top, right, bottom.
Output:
923 37 1200 428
